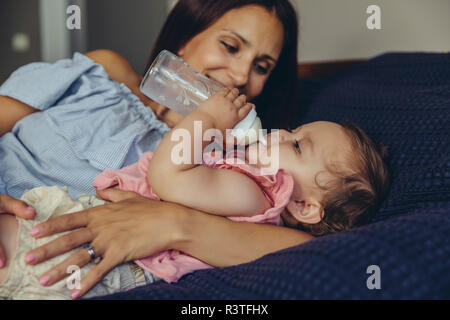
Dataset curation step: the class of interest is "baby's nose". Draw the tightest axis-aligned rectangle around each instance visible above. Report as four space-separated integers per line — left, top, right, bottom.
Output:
266 129 289 145
277 129 291 142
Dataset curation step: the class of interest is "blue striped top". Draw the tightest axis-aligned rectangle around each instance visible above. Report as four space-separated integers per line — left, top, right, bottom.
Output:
0 52 170 199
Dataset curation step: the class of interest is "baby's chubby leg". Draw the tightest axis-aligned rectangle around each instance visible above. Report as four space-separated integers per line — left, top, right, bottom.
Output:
0 213 19 284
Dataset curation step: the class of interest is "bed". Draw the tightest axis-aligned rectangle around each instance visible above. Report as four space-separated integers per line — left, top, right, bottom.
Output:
97 51 450 299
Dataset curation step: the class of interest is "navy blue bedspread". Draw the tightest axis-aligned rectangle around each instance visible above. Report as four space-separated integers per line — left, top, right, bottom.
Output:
100 52 450 299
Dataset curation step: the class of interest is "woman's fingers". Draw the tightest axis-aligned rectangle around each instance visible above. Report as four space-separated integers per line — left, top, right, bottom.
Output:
31 209 91 238
71 253 120 299
38 247 92 287
96 188 144 203
36 231 114 292
0 194 36 219
25 227 94 265
24 197 182 297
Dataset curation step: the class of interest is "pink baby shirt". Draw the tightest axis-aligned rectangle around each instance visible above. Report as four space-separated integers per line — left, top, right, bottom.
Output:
93 151 294 283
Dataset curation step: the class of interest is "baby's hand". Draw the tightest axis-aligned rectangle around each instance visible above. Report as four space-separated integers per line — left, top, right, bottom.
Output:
196 88 254 132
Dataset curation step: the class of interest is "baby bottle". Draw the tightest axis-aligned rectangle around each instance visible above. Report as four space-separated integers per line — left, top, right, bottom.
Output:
140 50 266 145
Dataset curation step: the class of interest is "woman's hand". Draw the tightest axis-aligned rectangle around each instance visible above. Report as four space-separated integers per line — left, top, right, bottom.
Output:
24 188 314 299
24 188 189 299
0 194 36 267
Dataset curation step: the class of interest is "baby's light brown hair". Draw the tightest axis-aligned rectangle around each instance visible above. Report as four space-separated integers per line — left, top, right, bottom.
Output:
299 122 390 237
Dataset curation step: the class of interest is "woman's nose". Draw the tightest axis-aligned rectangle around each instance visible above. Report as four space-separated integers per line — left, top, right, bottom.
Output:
229 59 250 88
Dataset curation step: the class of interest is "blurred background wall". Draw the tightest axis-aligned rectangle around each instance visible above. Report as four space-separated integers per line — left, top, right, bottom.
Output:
1 0 42 83
293 0 450 62
0 0 168 83
1 0 449 84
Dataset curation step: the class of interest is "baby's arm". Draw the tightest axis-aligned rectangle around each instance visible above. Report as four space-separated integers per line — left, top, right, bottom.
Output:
147 88 271 217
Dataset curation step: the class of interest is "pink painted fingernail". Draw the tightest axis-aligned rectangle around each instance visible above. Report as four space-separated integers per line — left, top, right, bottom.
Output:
25 253 36 264
26 206 36 218
30 227 40 237
71 290 81 299
39 275 50 286
0 259 4 268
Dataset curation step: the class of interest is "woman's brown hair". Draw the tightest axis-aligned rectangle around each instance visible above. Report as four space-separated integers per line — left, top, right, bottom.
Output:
145 0 299 129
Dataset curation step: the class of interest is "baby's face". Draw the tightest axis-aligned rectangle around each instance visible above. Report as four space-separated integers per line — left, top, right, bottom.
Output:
246 121 353 226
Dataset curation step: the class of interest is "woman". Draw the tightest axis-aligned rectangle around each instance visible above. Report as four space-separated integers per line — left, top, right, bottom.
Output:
0 0 313 298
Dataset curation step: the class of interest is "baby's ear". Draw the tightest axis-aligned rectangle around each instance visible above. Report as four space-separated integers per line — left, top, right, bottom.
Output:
287 200 323 224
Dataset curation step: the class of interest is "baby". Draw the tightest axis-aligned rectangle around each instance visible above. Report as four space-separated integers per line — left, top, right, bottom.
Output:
146 87 389 236
0 88 389 299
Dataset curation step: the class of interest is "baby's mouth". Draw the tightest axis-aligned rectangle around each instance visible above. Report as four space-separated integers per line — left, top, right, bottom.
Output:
246 140 260 148
244 138 267 152
244 140 271 164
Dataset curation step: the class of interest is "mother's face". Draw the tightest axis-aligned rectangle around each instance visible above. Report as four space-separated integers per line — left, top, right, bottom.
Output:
177 5 284 101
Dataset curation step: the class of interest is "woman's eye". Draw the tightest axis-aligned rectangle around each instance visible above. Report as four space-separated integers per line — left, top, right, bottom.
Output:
221 41 238 53
255 64 269 75
221 41 269 75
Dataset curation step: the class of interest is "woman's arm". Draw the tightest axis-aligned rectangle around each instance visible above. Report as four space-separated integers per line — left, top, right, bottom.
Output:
86 49 159 109
85 50 146 100
0 95 39 137
24 189 313 298
0 50 134 137
175 205 314 267
0 50 134 138
85 49 183 127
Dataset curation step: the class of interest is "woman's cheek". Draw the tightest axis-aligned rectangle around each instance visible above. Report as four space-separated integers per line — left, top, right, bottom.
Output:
249 78 267 100
186 49 223 73
202 47 230 70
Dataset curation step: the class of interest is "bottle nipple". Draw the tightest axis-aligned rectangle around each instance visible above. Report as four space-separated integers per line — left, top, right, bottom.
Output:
248 116 267 146
231 109 267 145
